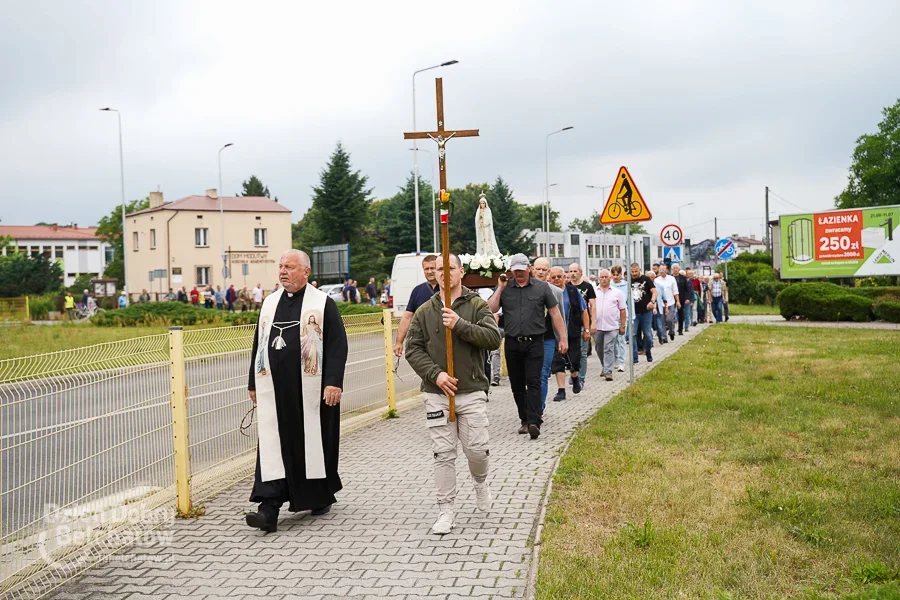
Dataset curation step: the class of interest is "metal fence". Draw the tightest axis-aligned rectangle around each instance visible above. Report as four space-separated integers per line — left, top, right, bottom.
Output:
0 310 420 599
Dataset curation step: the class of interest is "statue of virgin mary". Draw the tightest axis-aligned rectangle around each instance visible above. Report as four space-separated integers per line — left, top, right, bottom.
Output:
475 192 500 256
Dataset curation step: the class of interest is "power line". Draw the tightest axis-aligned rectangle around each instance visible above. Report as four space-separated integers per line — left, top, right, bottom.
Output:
768 189 810 212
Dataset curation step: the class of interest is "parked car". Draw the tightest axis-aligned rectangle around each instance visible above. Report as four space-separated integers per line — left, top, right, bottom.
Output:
319 283 345 303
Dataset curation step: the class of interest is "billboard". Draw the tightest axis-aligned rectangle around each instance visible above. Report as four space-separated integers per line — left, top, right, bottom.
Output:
312 244 350 281
779 205 900 279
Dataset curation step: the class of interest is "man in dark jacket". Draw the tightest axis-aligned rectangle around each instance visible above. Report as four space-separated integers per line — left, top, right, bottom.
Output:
406 254 501 536
672 264 692 335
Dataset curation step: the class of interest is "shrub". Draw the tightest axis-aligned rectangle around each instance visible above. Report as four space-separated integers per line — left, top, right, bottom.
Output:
873 299 900 323
91 302 240 327
778 282 874 322
846 286 900 300
336 303 384 316
26 293 62 320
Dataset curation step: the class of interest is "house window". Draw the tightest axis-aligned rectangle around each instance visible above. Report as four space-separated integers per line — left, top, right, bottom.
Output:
615 246 621 258
570 234 580 246
196 266 210 286
601 245 607 258
54 246 63 258
254 228 267 247
105 247 115 263
195 228 209 247
549 244 555 256
557 244 564 257
133 231 139 251
657 246 663 259
150 229 156 249
31 247 39 257
587 245 594 258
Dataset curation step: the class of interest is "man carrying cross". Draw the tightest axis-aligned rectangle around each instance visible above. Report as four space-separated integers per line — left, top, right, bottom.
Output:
405 253 501 535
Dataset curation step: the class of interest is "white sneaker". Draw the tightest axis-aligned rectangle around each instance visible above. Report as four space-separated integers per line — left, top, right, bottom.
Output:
616 365 625 372
431 508 454 535
474 480 492 512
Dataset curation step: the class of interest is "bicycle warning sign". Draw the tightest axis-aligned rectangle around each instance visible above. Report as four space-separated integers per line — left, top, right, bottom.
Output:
599 166 652 225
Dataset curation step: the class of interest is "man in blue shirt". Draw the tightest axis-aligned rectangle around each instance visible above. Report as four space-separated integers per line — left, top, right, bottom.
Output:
394 254 439 357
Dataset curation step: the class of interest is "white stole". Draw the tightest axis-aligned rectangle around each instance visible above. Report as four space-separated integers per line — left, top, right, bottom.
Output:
254 284 328 481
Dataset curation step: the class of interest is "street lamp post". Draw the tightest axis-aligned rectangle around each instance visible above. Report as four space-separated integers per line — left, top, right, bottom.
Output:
540 183 558 256
99 108 128 298
412 59 458 255
409 148 437 253
545 126 574 250
218 143 234 289
677 202 694 230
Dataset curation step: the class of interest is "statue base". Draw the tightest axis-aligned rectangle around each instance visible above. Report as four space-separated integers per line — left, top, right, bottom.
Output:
462 272 508 289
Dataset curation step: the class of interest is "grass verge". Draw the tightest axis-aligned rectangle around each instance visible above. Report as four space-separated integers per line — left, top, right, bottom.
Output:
727 303 781 316
537 325 900 600
0 324 171 361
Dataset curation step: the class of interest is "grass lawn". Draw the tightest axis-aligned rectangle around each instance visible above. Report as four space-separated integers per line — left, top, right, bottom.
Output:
727 303 781 316
537 326 900 599
0 324 172 361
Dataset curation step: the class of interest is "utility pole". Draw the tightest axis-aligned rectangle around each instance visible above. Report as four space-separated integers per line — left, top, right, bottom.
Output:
765 186 770 254
714 217 717 241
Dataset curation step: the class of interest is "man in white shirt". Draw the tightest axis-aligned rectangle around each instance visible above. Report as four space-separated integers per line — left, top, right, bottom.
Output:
252 283 264 310
654 265 679 342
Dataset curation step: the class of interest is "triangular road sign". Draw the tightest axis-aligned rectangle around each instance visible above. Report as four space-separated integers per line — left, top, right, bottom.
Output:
664 246 681 262
599 166 652 225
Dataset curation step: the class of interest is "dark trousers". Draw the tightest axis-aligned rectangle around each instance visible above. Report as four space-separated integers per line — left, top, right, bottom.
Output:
504 336 544 425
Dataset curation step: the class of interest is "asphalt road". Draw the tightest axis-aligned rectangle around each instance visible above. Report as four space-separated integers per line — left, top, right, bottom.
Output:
1 332 412 541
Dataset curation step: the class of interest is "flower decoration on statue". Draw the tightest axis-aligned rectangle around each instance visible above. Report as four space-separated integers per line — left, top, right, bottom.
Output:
458 253 511 277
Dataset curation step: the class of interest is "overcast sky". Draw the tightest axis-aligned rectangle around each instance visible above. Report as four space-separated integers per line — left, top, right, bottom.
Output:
2 0 899 244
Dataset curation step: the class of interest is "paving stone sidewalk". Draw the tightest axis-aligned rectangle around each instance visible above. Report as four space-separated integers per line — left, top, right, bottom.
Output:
727 315 900 330
50 326 707 600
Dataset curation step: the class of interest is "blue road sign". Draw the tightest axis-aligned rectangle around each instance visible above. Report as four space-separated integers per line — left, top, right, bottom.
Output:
663 246 682 263
715 238 736 260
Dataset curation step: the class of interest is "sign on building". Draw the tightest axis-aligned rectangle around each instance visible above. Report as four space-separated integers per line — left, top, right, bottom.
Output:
778 205 900 279
312 244 351 281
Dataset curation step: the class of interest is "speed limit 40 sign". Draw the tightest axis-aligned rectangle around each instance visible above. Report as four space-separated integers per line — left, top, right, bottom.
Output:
660 224 683 247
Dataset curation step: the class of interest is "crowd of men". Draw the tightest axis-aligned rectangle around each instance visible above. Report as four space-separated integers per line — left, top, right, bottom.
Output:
241 249 729 538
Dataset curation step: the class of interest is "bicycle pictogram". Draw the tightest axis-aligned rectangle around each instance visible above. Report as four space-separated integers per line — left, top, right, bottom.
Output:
607 173 644 220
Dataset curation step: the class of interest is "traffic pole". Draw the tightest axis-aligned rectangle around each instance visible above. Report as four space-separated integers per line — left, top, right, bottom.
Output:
625 223 634 386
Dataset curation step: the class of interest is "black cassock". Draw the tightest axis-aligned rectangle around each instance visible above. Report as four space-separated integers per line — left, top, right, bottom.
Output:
248 286 348 512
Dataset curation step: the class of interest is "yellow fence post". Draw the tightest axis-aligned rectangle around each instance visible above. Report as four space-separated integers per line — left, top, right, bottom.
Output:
383 309 396 412
168 326 192 516
25 295 30 322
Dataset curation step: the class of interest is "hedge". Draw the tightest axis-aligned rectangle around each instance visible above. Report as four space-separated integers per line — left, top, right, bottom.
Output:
846 286 900 300
778 282 874 322
873 299 900 323
90 298 384 327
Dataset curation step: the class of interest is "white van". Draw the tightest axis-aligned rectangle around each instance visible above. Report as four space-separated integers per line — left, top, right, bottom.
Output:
389 253 429 315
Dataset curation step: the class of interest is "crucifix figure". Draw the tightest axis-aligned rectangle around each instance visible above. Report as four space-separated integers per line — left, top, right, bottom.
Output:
404 77 479 422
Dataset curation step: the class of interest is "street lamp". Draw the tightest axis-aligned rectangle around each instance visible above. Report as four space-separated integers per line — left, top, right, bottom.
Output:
540 183 558 256
677 202 694 230
218 143 234 288
412 59 459 255
409 148 437 253
545 126 574 249
99 108 128 298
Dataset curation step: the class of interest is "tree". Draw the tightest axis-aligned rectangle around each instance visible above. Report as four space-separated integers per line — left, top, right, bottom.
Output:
836 98 900 209
95 197 150 283
486 177 532 255
607 223 648 235
296 143 372 251
369 173 436 257
239 175 279 203
519 203 561 233
0 254 63 297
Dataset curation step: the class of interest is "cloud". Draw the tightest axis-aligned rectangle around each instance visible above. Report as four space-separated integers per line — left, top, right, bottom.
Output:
1 0 899 247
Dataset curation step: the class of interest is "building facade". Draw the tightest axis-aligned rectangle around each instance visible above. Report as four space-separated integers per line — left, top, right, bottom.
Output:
125 190 292 297
0 224 111 287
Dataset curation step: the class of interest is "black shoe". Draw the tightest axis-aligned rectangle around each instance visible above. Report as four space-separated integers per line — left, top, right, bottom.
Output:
528 424 540 439
572 379 582 394
245 506 278 533
678 332 684 336
490 380 500 387
669 334 675 341
647 356 653 362
310 504 332 516
518 423 528 434
552 389 566 402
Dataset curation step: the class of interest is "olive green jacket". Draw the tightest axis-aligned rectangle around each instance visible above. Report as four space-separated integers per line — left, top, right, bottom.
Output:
405 287 502 395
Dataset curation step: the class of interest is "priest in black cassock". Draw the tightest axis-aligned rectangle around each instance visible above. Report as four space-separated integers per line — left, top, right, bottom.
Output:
245 249 348 533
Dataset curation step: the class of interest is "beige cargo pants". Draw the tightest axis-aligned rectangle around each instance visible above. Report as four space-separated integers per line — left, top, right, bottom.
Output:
423 390 490 506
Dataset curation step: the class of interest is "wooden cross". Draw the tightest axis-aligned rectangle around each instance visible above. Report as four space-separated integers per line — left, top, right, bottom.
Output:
404 77 479 422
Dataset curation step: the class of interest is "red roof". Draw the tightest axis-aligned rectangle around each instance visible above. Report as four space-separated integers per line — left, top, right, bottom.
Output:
129 195 291 216
0 225 100 240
